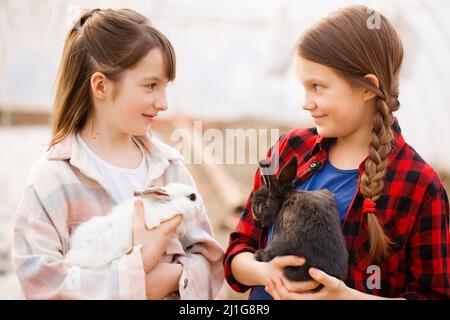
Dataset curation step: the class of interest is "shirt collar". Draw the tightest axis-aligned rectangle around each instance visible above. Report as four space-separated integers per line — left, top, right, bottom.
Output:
309 117 405 167
47 131 183 188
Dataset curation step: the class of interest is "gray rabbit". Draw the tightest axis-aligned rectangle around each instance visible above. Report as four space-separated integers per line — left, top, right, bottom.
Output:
251 155 349 283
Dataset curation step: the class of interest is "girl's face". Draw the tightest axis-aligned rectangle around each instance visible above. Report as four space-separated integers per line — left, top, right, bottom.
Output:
295 55 376 139
104 48 169 136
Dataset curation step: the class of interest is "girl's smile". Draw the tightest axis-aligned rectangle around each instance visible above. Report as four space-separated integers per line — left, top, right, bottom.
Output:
142 113 157 123
311 114 328 122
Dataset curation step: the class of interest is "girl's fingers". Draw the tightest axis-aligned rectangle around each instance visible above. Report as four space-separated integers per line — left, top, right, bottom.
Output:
264 279 274 293
265 279 282 300
133 200 146 232
273 277 292 300
158 214 182 235
273 255 305 268
287 289 326 301
276 277 327 300
161 214 182 230
309 268 341 290
282 278 321 292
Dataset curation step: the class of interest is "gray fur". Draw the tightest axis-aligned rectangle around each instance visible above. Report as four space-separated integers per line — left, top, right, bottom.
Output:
251 155 349 282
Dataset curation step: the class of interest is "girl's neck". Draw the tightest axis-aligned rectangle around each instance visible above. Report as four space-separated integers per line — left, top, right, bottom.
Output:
79 118 143 169
327 126 371 170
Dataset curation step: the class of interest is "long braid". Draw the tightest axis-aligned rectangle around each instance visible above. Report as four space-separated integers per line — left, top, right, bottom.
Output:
359 96 395 263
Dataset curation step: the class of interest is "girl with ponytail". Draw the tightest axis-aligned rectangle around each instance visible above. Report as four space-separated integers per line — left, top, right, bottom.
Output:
224 5 449 299
12 8 224 300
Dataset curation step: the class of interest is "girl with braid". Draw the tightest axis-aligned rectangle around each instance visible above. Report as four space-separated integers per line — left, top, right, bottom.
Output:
224 5 450 300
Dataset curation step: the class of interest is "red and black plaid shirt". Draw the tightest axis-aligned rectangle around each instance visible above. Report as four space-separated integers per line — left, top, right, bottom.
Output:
224 120 450 299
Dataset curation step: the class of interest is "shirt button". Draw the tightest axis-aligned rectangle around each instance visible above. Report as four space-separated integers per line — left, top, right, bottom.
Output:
184 278 189 289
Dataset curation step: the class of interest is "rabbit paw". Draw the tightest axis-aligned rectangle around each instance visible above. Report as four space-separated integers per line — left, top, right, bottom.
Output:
254 249 265 262
254 249 274 262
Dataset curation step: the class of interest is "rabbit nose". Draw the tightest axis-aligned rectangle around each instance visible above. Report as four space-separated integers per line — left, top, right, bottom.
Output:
188 193 196 201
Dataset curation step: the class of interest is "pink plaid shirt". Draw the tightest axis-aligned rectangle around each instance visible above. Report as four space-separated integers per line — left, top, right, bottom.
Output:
12 133 225 299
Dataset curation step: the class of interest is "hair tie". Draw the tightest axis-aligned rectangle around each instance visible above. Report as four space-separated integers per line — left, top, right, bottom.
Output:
362 199 377 214
378 93 400 111
387 95 400 111
75 8 101 30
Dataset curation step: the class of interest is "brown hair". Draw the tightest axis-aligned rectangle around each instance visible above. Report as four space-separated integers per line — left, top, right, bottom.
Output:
297 5 403 263
49 8 176 149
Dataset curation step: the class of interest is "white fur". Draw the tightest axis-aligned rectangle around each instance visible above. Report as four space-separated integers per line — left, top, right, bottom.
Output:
65 183 205 269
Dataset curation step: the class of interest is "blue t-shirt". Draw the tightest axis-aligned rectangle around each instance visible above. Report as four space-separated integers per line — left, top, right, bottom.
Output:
249 159 359 300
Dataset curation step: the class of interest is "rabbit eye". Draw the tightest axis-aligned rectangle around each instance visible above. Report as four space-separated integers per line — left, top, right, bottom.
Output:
188 193 196 201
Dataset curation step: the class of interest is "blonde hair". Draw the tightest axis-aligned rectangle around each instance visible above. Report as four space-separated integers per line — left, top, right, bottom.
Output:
297 5 403 263
49 8 176 149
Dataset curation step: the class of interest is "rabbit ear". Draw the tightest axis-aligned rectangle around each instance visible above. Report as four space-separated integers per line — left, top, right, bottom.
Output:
134 187 170 202
277 155 298 186
259 159 277 188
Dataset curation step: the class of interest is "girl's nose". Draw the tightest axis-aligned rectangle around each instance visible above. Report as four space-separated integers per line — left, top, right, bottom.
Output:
155 99 168 111
155 92 168 111
302 100 317 111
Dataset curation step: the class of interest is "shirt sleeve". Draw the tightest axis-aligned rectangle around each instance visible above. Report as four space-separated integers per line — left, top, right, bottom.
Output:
222 168 264 293
399 178 450 300
12 185 147 300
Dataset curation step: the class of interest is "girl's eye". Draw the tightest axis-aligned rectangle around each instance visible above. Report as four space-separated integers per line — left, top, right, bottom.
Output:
145 83 157 90
313 83 324 92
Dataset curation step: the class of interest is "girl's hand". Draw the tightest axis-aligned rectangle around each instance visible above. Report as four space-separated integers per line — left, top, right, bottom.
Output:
132 200 182 273
230 252 320 292
265 267 352 300
259 256 320 292
145 262 183 300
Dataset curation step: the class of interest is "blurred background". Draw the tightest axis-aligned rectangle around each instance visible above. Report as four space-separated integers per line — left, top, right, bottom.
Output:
0 0 449 299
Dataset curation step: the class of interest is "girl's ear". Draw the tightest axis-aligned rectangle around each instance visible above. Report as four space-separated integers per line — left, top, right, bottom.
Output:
363 74 380 102
90 72 109 100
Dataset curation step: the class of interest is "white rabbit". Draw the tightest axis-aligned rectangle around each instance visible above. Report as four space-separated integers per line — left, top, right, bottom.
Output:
65 183 205 269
